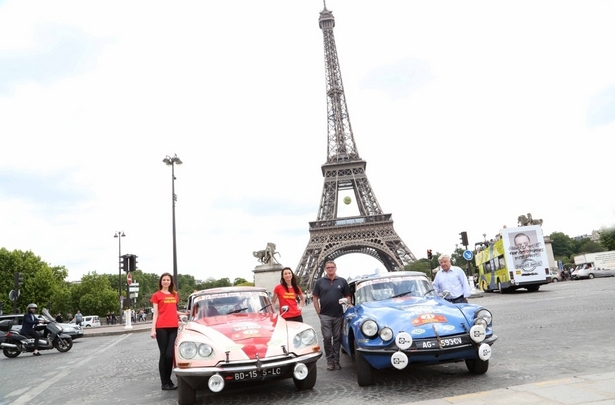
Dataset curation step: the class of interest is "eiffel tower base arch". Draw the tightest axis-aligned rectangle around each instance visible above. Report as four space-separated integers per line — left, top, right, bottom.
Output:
296 214 415 290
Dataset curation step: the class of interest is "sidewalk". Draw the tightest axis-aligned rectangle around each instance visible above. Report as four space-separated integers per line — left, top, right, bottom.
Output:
406 372 615 405
83 318 615 404
81 320 152 337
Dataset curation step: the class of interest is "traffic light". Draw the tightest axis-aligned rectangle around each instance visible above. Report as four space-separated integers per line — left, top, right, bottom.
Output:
460 231 469 246
128 254 138 272
427 249 433 260
14 272 24 288
122 255 130 272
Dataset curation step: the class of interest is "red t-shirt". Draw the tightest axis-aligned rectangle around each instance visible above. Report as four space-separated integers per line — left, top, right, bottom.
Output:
273 284 302 319
151 291 179 328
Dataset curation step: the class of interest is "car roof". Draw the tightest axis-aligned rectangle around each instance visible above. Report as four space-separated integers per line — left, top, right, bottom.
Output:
350 271 428 286
190 286 266 296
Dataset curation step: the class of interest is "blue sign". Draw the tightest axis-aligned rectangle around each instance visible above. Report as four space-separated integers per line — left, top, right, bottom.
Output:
463 250 474 261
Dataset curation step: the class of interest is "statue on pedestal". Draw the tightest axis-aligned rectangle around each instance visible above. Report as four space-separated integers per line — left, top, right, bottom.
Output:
253 242 281 266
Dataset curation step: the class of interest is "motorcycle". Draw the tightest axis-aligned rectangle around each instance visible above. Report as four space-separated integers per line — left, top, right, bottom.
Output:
0 308 73 358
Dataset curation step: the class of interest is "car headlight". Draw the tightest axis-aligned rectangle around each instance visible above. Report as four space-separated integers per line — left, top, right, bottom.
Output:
475 309 492 327
179 342 214 359
361 320 378 338
379 327 393 342
197 343 214 358
179 342 197 359
293 328 317 348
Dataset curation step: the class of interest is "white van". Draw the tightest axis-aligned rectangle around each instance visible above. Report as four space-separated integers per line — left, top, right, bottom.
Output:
83 315 101 327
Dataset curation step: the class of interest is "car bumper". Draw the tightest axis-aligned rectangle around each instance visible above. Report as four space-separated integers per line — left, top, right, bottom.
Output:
356 334 498 369
173 351 322 377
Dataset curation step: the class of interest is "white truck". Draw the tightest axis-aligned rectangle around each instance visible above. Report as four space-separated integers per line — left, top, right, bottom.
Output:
573 251 615 270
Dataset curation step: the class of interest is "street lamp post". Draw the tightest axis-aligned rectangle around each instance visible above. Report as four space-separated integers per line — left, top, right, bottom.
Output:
114 231 125 316
163 154 182 289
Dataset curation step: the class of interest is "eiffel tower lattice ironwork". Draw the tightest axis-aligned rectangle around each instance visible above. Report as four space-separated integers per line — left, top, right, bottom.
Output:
296 4 417 289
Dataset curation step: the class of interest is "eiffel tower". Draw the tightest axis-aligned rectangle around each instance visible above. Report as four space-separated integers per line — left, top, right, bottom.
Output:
295 3 416 289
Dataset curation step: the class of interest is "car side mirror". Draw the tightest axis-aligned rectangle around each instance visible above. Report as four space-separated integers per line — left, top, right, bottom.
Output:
281 306 289 314
180 315 188 323
441 290 451 299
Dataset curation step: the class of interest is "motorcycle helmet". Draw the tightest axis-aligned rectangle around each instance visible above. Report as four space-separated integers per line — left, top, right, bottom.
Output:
27 303 38 311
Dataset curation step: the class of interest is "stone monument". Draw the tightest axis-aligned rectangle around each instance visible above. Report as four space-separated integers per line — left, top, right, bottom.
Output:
252 242 284 291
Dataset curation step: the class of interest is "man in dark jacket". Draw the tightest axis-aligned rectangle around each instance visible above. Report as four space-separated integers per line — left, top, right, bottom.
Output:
20 303 42 356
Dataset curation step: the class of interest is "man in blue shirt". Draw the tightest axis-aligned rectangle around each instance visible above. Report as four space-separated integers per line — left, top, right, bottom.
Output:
433 254 472 303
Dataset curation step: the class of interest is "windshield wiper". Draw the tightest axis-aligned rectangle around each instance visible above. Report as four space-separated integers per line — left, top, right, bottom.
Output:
389 291 416 299
259 304 272 312
226 307 248 315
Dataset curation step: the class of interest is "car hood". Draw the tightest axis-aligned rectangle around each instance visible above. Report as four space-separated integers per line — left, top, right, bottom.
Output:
180 313 306 360
355 296 475 338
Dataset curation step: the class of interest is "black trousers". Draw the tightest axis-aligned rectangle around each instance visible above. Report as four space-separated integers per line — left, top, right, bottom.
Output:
24 330 40 350
155 327 178 385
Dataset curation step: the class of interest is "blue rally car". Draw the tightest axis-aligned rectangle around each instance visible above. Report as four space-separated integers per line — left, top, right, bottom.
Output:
341 271 497 386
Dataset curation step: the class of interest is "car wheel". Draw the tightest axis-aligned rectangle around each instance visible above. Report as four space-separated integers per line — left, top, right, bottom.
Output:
551 278 559 283
354 341 374 386
588 274 595 279
54 337 73 352
177 376 196 405
466 358 489 374
293 362 317 390
3 343 21 358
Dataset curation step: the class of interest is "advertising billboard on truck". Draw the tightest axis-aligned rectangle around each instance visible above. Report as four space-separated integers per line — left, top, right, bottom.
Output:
475 225 550 293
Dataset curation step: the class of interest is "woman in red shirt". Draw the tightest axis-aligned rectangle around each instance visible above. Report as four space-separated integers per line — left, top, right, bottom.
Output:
272 267 305 322
150 272 184 390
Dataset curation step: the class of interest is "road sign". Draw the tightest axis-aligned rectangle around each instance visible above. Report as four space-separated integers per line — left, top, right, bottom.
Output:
9 289 19 301
127 273 133 285
463 250 474 261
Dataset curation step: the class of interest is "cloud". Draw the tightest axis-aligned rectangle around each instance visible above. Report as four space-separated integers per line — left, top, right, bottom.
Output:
0 168 91 217
587 84 615 128
359 57 433 99
0 23 111 95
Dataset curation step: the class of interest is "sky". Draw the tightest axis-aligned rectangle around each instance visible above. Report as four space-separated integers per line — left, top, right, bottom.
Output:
1 0 614 285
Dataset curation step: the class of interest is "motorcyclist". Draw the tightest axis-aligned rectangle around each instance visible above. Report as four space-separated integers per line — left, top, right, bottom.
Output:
20 303 42 356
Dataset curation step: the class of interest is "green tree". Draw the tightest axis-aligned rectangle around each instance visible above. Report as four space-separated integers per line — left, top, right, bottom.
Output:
549 232 575 258
70 272 118 316
575 238 603 254
0 248 70 314
598 227 615 251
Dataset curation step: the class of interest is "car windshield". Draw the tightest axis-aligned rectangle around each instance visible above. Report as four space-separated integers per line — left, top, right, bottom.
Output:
355 276 433 305
192 291 272 320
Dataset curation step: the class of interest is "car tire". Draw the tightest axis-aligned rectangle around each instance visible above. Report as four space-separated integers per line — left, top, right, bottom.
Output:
177 376 196 405
354 340 374 387
465 358 489 374
293 362 317 390
552 278 559 283
588 274 595 279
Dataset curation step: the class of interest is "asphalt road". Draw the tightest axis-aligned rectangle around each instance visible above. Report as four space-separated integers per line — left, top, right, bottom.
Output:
1 277 613 405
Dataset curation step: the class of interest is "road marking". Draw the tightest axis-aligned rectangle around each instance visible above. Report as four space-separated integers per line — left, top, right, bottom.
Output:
7 334 130 405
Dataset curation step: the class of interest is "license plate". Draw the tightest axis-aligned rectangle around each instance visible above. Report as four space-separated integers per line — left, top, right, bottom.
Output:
232 367 284 381
415 336 464 349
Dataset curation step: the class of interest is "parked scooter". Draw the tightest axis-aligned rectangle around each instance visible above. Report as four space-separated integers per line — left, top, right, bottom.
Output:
0 308 73 358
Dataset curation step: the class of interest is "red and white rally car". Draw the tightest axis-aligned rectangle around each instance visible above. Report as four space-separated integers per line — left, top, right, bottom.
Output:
173 286 322 405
